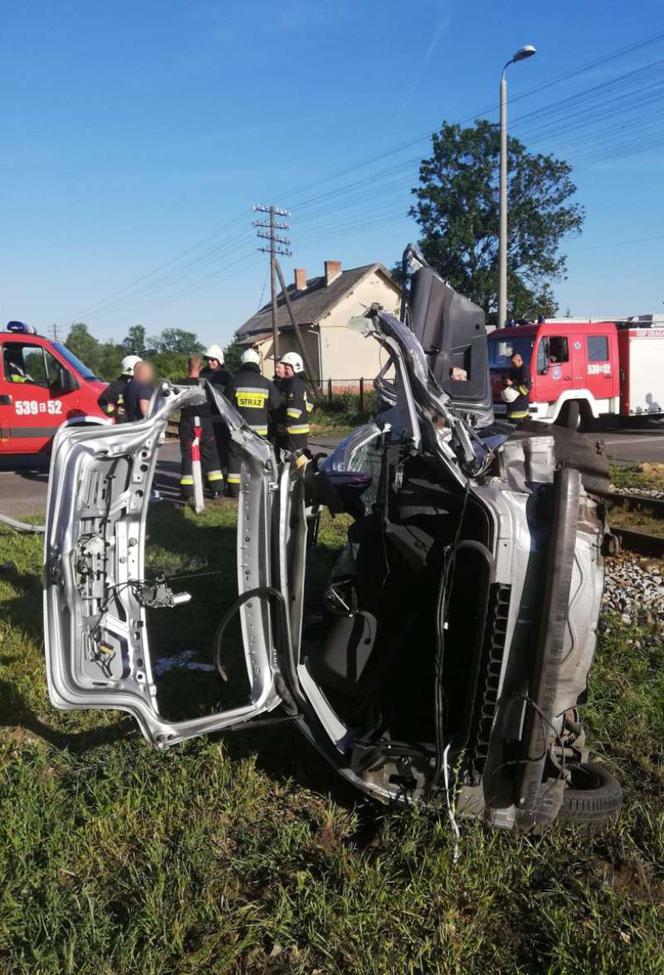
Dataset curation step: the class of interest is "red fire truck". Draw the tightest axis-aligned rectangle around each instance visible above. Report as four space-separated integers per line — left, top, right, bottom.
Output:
488 316 664 428
0 322 108 456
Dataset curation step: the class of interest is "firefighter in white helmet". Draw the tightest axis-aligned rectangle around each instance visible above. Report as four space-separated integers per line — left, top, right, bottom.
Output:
178 355 224 501
276 351 313 453
201 344 231 392
98 354 142 423
224 348 282 496
200 343 232 477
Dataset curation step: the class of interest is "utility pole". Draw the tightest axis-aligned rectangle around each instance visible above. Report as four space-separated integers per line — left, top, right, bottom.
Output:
254 204 291 364
50 323 61 341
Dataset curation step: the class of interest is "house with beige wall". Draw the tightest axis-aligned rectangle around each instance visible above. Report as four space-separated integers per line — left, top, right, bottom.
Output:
234 260 400 385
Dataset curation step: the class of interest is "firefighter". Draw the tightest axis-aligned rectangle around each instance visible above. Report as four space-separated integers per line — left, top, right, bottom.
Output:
178 355 224 501
504 352 531 425
268 358 287 442
98 354 142 423
224 348 282 497
200 344 231 392
276 351 313 453
201 343 232 475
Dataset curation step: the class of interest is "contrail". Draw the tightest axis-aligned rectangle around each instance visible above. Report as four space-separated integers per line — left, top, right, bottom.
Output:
394 1 453 124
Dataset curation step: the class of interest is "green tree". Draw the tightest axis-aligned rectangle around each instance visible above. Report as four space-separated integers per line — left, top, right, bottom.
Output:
150 328 203 355
409 120 584 320
151 351 190 382
98 342 124 379
122 324 147 354
223 338 243 373
65 323 103 376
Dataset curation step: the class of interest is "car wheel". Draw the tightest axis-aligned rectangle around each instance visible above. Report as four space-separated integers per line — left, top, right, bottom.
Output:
559 762 623 827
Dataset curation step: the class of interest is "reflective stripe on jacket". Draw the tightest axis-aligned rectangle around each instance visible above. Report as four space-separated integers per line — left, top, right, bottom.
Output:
278 374 311 436
98 376 130 423
506 365 531 420
224 363 281 438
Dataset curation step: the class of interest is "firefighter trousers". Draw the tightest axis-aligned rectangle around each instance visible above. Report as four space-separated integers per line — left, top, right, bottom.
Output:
179 421 224 497
277 431 309 454
226 440 244 497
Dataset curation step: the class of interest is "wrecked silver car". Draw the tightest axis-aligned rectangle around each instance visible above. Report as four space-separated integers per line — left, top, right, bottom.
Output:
43 255 622 830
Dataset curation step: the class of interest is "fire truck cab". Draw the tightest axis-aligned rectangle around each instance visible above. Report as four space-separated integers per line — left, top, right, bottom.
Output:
0 322 108 456
488 317 664 428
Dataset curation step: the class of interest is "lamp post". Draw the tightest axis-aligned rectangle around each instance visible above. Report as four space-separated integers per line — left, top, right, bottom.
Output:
497 44 536 329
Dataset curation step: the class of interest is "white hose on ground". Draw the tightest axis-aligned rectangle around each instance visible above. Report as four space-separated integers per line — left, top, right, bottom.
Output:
0 512 45 533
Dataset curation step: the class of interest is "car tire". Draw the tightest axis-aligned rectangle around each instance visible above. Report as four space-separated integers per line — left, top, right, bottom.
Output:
559 762 623 826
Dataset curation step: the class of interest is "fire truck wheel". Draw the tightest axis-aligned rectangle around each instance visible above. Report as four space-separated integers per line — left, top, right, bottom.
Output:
559 401 581 431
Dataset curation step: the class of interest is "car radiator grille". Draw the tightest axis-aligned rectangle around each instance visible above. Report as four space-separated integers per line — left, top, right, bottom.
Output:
470 583 511 775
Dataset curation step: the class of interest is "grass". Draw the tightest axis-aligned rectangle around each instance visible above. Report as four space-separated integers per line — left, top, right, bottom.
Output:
310 390 375 438
607 508 664 538
609 462 664 493
0 505 663 974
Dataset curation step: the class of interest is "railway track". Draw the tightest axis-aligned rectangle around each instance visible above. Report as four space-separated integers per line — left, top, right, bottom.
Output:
158 439 664 556
598 490 664 518
597 490 664 558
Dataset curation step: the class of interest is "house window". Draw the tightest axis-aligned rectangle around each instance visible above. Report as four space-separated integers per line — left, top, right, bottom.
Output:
587 336 609 362
536 336 569 374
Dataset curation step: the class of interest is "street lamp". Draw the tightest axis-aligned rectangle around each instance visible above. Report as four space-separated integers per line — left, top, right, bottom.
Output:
497 44 536 328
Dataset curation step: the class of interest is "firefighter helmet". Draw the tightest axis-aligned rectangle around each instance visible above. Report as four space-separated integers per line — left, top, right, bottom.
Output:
279 351 304 374
241 348 260 366
501 385 520 404
204 343 224 363
121 354 142 377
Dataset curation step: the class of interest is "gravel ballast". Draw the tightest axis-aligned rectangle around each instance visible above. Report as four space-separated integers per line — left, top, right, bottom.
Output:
602 553 664 627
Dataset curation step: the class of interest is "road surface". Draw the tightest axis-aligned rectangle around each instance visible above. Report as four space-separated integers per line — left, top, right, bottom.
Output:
1 427 663 520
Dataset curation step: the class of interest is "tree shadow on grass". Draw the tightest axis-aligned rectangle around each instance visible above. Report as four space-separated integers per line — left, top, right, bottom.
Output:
0 559 45 644
0 678 135 752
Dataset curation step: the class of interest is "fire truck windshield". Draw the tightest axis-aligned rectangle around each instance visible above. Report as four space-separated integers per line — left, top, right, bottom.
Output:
488 334 534 370
52 342 100 382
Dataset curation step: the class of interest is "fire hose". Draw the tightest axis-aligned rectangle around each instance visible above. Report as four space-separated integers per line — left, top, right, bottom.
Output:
0 512 45 533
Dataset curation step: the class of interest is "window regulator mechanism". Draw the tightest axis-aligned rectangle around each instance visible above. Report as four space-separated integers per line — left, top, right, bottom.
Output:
133 576 192 609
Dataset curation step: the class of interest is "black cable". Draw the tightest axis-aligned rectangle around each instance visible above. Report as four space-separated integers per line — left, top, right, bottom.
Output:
431 482 471 792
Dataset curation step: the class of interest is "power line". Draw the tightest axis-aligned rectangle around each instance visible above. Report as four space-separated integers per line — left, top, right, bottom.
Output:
69 29 664 322
69 213 248 320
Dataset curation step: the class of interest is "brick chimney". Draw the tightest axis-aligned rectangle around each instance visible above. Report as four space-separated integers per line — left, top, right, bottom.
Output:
294 268 307 291
324 260 342 286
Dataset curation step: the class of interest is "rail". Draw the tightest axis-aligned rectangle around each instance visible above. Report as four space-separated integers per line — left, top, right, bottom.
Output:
598 489 664 558
596 490 664 519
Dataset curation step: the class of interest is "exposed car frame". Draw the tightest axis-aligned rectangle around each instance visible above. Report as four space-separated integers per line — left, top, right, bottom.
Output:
43 254 621 830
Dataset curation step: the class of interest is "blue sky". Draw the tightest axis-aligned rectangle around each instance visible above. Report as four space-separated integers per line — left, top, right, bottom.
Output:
1 0 663 347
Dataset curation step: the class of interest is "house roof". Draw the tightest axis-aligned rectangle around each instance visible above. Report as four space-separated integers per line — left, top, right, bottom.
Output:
236 263 396 338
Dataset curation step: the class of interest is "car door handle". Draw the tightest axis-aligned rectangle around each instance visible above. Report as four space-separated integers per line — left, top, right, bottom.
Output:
0 394 12 405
